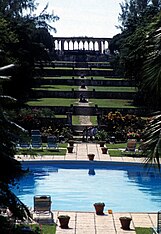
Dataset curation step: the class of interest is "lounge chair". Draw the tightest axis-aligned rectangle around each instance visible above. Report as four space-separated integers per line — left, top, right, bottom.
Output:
31 129 41 136
47 136 58 150
16 133 31 149
31 134 42 149
18 140 31 149
33 195 54 224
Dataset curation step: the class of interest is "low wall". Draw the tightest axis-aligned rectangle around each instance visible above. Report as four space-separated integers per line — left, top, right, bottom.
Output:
35 68 115 77
31 105 148 116
32 90 136 99
36 77 135 87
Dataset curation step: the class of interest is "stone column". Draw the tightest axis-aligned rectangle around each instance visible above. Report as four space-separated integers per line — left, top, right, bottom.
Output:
98 41 102 54
93 41 95 51
67 40 70 50
103 41 105 54
88 41 90 50
83 41 85 50
72 40 75 50
78 41 80 50
61 40 64 51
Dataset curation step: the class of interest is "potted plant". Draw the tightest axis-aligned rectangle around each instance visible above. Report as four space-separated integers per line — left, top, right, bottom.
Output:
68 139 74 146
93 202 105 215
58 215 70 229
87 153 95 161
119 217 132 230
99 141 106 147
67 146 73 153
101 147 108 154
95 130 108 147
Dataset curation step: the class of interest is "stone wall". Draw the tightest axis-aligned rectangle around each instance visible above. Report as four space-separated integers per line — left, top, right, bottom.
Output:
33 90 136 100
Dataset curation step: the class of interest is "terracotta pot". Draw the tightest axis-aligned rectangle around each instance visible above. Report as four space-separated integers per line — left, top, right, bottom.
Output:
119 217 132 230
67 146 73 153
88 154 95 161
58 215 70 229
99 141 106 147
93 203 105 215
101 147 108 154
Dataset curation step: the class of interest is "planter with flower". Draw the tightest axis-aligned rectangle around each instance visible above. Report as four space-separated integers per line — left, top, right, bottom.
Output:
87 153 95 161
58 215 70 229
95 130 108 147
93 202 105 215
101 147 108 154
119 216 132 230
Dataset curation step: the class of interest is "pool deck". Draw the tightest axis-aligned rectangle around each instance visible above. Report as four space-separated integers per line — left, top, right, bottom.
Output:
16 142 145 163
54 211 157 234
16 142 158 233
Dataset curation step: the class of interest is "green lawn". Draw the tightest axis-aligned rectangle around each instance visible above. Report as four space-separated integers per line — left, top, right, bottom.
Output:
52 67 113 71
106 143 127 149
15 224 56 234
40 76 127 80
89 99 136 108
17 143 68 156
40 76 77 80
135 227 153 234
17 147 67 156
33 85 79 91
88 86 137 92
90 76 125 80
107 142 142 157
41 224 56 234
72 115 80 125
108 149 123 157
90 116 97 125
107 142 141 149
26 98 137 108
33 85 137 93
108 149 145 157
26 98 78 106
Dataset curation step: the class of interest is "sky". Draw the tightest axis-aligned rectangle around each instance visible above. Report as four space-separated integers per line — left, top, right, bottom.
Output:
37 0 122 38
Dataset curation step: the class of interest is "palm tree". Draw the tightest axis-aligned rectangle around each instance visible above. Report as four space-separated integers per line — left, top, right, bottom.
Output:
0 62 31 221
141 112 161 168
139 12 161 169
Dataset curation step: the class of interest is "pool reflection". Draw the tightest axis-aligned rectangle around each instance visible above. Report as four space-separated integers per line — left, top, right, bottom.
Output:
88 168 96 176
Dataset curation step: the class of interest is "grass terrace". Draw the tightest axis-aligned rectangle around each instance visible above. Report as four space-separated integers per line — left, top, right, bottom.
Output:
36 66 113 71
26 98 136 108
89 99 136 108
33 85 137 92
39 76 126 80
86 86 136 92
26 98 79 106
16 143 68 157
32 85 79 91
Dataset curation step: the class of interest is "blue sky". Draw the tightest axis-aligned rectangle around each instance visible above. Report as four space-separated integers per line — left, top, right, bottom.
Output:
37 0 122 38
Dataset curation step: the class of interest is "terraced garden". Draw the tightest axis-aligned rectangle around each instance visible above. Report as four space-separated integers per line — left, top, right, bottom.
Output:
27 61 145 131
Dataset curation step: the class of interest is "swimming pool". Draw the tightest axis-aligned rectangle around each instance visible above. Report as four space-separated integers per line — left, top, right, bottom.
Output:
12 161 161 212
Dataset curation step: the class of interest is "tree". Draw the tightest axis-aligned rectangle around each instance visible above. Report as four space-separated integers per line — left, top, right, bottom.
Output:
0 0 59 100
141 112 161 168
112 0 161 167
109 0 161 106
0 61 30 220
0 0 59 220
141 12 161 109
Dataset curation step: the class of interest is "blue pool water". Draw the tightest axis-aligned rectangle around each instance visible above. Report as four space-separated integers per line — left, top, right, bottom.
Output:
12 162 161 212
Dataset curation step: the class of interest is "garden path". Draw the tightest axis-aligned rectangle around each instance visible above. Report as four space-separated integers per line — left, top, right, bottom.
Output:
78 77 92 126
